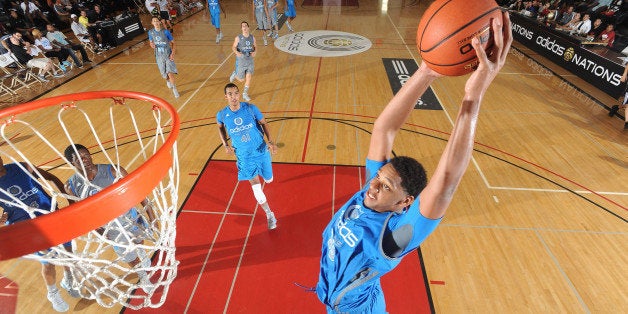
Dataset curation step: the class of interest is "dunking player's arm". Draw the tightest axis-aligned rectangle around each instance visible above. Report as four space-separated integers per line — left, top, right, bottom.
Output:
366 14 513 220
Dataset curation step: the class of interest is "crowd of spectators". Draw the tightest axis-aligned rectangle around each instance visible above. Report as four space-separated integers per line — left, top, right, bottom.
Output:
500 0 628 52
0 0 200 84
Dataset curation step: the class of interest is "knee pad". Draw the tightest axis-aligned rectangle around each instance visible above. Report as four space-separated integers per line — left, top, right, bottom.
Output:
251 183 266 204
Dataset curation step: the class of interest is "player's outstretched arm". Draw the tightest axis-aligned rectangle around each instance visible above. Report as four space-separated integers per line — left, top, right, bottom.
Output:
419 12 512 220
366 63 441 162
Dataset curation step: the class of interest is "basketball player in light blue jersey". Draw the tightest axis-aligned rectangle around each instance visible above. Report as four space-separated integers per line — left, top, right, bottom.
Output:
316 12 512 313
148 16 180 98
64 144 156 291
0 156 77 312
229 21 256 101
217 83 278 229
266 0 279 39
207 0 226 43
284 0 296 32
252 0 271 46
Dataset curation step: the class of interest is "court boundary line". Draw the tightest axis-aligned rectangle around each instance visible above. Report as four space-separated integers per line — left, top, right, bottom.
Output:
184 180 241 312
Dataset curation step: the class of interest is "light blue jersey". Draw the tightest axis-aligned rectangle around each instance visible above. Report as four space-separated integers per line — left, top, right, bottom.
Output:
217 102 266 159
208 0 221 13
208 0 221 28
316 159 441 313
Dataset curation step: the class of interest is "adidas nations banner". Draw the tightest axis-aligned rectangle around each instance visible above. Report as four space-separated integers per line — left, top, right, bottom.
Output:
510 13 625 98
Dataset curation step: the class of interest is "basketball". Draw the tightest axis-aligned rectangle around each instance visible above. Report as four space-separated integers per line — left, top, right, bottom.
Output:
416 0 502 76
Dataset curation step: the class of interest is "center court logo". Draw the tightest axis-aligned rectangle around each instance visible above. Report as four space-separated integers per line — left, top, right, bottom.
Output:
275 30 372 57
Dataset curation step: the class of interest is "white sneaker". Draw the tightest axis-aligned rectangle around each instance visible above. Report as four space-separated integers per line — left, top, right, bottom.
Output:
219 32 223 40
172 87 180 98
47 289 69 312
267 212 277 230
242 92 251 102
263 36 268 46
166 80 172 88
216 34 220 43
60 276 80 298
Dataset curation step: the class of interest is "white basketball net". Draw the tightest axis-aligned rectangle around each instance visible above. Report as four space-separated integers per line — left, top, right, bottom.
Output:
0 94 180 310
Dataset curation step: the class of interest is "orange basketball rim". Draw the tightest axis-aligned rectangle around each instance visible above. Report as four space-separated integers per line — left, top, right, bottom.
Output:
0 91 180 261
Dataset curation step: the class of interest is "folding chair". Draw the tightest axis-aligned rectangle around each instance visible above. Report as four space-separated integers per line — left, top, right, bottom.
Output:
0 52 34 94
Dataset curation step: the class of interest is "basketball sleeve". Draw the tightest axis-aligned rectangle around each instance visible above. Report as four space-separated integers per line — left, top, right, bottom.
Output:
365 158 386 181
249 104 264 121
216 110 224 125
165 30 174 41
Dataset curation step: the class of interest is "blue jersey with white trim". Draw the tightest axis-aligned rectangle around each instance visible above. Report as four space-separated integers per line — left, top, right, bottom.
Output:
316 159 441 310
217 102 266 158
0 163 53 224
207 0 220 13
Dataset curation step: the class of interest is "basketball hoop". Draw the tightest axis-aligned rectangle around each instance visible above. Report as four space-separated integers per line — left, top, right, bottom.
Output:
0 91 180 309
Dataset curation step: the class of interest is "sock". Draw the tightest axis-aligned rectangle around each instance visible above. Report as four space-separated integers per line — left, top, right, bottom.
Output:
63 270 73 281
47 284 58 293
261 202 273 217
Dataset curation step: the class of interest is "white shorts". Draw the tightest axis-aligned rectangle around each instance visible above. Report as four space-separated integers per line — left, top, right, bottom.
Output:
27 58 50 70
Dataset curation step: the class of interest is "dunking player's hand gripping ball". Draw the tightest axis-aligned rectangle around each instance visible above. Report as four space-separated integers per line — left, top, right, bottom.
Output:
417 0 503 76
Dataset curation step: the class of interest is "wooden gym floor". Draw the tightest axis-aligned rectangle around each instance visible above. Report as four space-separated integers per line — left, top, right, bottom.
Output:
0 0 626 313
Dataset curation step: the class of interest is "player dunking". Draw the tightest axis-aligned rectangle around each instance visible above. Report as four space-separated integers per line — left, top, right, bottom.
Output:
217 83 278 229
316 12 513 312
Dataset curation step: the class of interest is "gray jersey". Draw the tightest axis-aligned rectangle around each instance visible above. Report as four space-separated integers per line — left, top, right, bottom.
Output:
148 28 173 57
237 34 255 61
67 164 143 239
253 0 265 11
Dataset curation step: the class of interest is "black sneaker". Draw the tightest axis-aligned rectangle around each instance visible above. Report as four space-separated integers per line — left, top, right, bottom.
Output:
609 105 619 117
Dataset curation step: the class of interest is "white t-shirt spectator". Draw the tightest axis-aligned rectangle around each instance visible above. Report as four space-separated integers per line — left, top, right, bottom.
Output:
145 0 158 13
574 19 592 36
21 1 40 13
157 0 169 12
